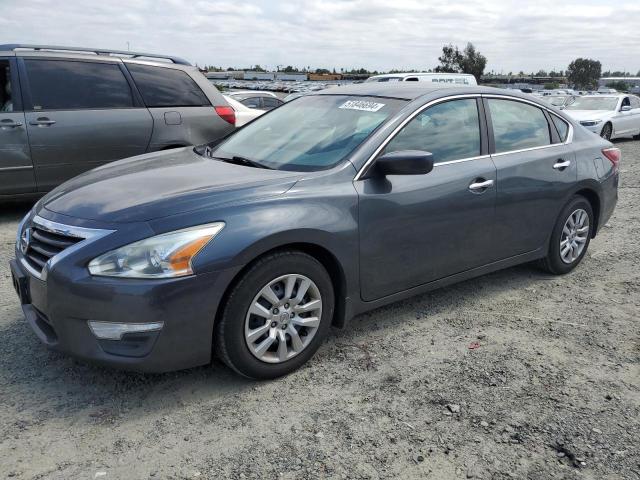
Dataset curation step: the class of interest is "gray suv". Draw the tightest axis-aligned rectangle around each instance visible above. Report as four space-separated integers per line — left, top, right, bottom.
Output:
0 44 236 198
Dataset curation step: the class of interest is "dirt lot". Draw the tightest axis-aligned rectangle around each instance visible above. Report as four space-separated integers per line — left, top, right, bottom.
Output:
1 140 639 480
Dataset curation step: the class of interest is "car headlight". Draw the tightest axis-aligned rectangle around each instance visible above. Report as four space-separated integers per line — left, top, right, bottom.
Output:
16 211 31 248
580 120 603 127
88 222 224 279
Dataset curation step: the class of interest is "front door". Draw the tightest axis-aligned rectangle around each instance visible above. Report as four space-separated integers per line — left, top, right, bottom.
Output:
356 98 497 301
20 58 153 192
0 57 35 195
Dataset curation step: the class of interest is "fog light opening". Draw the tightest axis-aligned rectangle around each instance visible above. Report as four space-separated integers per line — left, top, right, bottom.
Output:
88 321 164 340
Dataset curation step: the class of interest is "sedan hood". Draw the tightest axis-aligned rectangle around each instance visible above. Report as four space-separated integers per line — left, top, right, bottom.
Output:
41 148 301 223
564 110 612 122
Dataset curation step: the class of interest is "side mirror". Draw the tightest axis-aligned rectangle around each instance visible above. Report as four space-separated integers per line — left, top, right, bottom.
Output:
620 105 632 112
375 150 434 176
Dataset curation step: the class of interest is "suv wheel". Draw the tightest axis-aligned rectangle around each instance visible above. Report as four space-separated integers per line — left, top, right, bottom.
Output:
540 196 594 275
214 251 334 379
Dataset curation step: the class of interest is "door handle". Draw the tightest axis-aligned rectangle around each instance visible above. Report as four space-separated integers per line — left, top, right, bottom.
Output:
0 119 23 129
29 118 56 126
553 159 571 170
469 179 494 191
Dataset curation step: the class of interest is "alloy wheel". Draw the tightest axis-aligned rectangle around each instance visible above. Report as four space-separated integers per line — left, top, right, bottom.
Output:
601 123 612 140
560 209 590 264
244 274 322 363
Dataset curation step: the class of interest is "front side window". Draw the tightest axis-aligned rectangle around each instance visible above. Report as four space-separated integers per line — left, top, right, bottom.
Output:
24 60 134 110
488 99 550 153
210 95 406 171
0 60 13 112
383 99 481 163
127 64 210 108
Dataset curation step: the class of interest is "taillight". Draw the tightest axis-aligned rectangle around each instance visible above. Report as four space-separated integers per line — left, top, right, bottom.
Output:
602 147 621 169
215 106 236 125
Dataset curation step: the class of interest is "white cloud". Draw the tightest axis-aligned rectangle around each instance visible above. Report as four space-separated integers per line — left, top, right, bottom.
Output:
1 0 638 73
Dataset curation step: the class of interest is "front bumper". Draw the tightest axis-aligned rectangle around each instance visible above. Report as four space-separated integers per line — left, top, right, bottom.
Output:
579 122 604 135
10 255 240 373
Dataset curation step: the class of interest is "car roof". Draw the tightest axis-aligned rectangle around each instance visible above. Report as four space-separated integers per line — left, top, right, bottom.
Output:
315 83 524 101
369 72 475 79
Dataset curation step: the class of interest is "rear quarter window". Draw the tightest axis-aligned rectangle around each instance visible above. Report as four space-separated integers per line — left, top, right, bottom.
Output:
127 64 210 108
551 115 570 142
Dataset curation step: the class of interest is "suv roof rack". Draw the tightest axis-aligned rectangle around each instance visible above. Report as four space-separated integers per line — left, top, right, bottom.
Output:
0 44 191 66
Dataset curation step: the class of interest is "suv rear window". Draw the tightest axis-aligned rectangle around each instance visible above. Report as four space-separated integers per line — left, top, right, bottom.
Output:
24 60 134 110
127 64 210 108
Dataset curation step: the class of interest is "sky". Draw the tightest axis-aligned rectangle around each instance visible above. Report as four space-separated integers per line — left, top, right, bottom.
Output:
1 0 639 74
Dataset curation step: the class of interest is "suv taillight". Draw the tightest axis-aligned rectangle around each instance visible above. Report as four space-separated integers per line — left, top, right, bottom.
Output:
602 147 621 170
215 106 236 125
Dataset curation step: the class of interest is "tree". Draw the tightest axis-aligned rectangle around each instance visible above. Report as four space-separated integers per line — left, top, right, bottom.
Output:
536 70 548 77
566 58 601 89
606 81 629 92
435 43 487 81
435 44 462 73
282 65 296 73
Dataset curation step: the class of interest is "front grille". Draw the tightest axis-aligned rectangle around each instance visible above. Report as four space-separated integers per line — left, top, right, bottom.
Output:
23 224 84 274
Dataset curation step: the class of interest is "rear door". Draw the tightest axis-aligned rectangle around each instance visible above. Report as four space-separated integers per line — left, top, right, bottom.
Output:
486 96 576 260
125 63 223 148
0 57 35 195
356 97 497 301
21 58 153 191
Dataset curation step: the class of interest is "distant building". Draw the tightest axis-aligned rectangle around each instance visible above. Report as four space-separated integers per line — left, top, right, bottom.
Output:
598 77 640 90
275 72 308 82
243 71 276 81
308 73 342 81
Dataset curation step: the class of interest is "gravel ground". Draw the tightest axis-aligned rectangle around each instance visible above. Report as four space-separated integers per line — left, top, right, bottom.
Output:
0 140 639 480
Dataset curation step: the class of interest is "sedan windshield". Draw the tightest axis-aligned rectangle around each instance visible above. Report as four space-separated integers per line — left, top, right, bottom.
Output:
565 97 618 111
209 95 406 171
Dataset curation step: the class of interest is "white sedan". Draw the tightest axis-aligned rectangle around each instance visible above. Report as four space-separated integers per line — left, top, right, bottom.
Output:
564 94 640 140
223 95 265 127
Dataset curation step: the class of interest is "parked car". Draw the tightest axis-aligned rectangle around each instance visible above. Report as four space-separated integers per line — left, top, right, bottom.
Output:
564 94 640 140
223 95 265 126
225 91 284 111
539 95 574 108
0 44 235 198
365 72 478 86
11 84 619 379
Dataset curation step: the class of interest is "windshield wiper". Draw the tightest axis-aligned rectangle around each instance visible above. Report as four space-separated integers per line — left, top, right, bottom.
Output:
212 155 273 170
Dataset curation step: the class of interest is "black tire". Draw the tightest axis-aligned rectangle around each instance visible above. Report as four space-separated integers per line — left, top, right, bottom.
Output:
214 250 334 379
600 122 612 141
539 196 594 275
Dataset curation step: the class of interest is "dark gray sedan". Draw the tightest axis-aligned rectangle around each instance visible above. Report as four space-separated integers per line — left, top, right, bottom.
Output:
10 84 619 379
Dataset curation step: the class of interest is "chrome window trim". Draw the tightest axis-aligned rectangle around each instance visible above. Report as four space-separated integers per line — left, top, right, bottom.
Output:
0 165 34 172
353 94 481 181
353 92 576 180
482 95 575 152
18 215 114 280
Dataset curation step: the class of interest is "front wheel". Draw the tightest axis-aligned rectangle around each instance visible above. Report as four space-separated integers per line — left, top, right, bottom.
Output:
214 251 334 379
539 196 594 275
600 122 613 141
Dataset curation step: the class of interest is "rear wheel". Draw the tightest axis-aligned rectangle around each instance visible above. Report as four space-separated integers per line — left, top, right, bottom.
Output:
214 250 334 379
539 196 594 275
600 122 613 141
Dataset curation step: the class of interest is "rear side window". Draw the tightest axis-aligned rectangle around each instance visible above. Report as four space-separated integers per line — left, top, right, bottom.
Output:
127 64 210 108
241 97 262 109
262 97 282 109
383 99 481 163
24 60 134 110
551 115 569 142
488 99 551 153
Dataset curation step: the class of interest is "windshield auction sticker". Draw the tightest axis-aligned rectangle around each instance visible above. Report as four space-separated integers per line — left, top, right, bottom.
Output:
339 100 386 112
